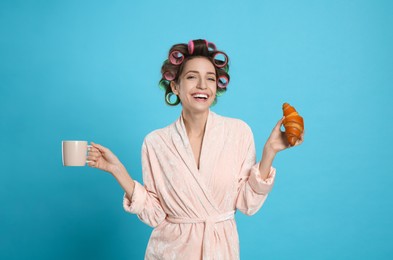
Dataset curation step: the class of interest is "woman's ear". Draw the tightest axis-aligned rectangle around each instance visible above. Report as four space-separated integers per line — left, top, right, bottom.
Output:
170 81 179 95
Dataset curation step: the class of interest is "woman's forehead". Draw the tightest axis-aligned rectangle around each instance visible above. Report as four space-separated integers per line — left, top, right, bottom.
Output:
183 57 215 74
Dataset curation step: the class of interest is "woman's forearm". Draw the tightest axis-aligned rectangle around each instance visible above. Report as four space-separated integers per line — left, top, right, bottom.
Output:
111 164 136 201
259 146 276 180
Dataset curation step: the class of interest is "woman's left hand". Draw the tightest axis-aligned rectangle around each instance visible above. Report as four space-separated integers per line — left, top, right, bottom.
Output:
265 117 304 154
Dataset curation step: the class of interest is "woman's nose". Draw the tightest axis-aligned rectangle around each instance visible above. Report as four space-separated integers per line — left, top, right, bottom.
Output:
197 79 207 89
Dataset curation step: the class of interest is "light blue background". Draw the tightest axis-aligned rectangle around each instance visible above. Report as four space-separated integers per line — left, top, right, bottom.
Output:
1 0 392 259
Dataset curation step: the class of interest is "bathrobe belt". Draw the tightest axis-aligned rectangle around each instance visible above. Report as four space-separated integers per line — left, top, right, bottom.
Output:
166 210 236 259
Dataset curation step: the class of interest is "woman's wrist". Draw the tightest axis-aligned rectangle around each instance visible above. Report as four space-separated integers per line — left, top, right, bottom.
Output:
263 144 277 160
110 163 136 200
110 163 126 177
257 145 276 180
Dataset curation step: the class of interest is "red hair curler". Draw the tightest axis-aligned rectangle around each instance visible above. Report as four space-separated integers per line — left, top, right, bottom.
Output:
169 51 184 65
163 71 175 81
217 75 229 89
206 41 216 52
213 52 228 68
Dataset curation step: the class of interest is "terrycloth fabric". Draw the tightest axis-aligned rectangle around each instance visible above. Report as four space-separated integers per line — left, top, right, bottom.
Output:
123 111 276 259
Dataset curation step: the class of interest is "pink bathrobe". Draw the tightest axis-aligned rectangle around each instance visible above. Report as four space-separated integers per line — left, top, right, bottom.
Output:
123 111 276 259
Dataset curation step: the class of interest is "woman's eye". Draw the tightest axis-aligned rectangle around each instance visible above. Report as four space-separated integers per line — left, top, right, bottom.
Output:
208 78 216 81
187 75 196 79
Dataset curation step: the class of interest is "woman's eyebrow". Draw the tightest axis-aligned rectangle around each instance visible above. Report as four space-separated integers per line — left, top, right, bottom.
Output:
185 70 199 75
185 70 216 75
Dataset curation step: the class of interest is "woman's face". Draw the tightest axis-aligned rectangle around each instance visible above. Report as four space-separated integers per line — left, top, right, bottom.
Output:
171 57 217 114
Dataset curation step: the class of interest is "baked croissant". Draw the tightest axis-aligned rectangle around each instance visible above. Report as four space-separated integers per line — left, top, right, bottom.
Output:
282 103 304 146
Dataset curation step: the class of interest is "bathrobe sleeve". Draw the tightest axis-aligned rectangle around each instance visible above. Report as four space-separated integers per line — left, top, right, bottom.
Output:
123 140 166 227
235 123 276 216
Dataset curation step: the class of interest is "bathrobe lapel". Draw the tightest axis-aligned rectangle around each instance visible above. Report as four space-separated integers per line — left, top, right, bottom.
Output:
171 111 221 214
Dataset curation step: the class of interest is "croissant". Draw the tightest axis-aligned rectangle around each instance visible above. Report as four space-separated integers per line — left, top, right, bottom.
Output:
282 103 304 146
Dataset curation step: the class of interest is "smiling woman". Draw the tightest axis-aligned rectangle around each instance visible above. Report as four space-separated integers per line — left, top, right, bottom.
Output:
86 39 304 259
159 39 230 106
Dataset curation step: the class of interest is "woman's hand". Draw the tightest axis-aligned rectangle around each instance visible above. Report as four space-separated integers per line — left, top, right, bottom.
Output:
265 117 305 154
88 142 136 199
87 142 122 173
258 117 304 179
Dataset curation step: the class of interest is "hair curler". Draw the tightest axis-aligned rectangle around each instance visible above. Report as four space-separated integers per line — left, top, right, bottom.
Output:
169 51 184 65
206 41 216 52
163 71 175 81
217 75 229 89
213 52 228 68
188 40 195 55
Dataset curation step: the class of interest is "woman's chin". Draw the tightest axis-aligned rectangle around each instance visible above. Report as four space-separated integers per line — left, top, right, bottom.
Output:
183 101 213 113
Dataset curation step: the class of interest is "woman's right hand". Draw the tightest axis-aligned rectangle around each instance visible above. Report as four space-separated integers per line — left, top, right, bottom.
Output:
87 142 122 173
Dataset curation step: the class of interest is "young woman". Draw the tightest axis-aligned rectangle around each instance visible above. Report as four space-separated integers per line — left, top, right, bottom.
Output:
87 39 304 259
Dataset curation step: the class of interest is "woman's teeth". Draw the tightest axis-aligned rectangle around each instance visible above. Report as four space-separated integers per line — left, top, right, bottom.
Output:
192 94 208 99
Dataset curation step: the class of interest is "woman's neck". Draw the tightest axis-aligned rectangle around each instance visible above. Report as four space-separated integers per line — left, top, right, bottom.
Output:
182 109 209 138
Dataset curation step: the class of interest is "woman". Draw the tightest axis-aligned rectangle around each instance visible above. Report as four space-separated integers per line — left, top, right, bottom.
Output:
87 39 304 259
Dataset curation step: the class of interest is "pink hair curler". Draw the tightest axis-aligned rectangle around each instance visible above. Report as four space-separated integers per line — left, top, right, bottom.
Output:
213 52 228 68
164 71 175 81
217 75 229 89
169 51 184 65
188 40 195 55
206 41 216 52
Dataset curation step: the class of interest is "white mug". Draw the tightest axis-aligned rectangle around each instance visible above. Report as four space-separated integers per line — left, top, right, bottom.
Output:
62 141 89 166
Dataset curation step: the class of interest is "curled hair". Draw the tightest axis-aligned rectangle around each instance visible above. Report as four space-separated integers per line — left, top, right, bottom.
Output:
159 39 230 106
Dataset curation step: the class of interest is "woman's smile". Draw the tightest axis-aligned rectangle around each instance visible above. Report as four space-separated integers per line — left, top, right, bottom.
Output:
191 92 210 102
